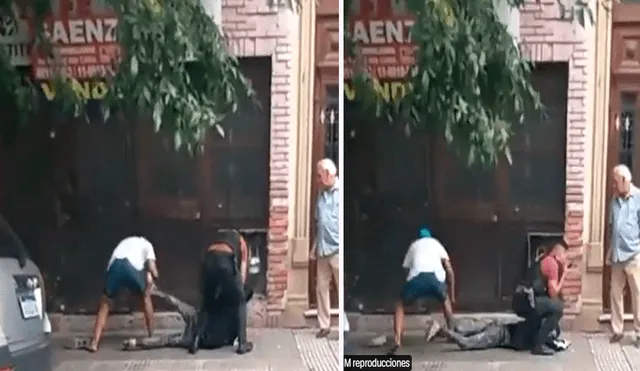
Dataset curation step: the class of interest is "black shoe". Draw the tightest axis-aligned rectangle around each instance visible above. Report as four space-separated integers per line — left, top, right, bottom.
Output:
387 343 399 355
610 333 624 343
188 334 200 354
236 341 254 354
316 329 331 338
531 345 555 356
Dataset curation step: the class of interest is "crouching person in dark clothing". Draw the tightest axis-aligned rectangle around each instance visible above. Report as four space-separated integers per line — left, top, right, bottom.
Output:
512 238 570 356
189 230 254 355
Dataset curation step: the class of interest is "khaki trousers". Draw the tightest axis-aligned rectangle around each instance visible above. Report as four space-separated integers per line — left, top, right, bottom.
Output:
611 253 640 335
316 253 339 330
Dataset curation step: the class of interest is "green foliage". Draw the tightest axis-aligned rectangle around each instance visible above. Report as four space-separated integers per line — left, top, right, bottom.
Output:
0 0 253 152
345 0 594 166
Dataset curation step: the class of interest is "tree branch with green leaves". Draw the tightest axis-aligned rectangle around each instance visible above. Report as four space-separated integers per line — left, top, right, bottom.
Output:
345 0 594 166
0 0 253 152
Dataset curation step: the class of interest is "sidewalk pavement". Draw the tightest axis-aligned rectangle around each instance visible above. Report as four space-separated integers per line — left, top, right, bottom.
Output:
53 329 339 371
347 331 640 371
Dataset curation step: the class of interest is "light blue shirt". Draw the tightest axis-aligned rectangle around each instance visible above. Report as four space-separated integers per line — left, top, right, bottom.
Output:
315 178 340 258
610 186 640 263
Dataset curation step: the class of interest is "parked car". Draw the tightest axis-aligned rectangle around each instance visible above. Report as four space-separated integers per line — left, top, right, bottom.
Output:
0 215 52 371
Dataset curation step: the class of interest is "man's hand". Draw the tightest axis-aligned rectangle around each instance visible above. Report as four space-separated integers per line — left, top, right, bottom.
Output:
563 259 572 272
145 272 156 294
147 260 159 281
147 272 155 287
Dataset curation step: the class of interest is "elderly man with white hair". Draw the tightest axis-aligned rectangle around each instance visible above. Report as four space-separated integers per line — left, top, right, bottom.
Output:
312 158 340 338
609 164 640 347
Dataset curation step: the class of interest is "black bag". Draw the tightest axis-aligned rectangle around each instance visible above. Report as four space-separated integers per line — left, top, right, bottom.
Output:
512 260 547 315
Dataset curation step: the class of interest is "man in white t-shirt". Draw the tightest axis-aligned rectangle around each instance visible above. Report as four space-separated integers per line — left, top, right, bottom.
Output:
86 235 159 352
390 227 456 354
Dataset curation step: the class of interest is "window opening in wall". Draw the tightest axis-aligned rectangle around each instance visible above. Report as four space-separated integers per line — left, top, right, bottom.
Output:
323 85 339 166
620 92 636 169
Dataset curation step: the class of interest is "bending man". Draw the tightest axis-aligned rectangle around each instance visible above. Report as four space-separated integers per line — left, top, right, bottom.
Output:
389 227 455 355
87 235 159 352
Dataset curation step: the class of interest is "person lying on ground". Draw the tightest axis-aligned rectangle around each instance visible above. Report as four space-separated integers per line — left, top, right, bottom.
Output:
441 317 569 352
122 285 253 351
86 234 159 352
389 227 456 355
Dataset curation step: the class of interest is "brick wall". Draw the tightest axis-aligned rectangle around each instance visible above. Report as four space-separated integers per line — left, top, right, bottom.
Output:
222 1 297 324
519 1 589 313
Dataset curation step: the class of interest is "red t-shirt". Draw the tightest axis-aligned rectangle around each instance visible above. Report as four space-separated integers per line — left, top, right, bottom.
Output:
540 255 560 295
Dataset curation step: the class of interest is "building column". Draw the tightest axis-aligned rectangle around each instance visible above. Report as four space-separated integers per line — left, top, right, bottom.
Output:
578 0 612 330
281 0 317 326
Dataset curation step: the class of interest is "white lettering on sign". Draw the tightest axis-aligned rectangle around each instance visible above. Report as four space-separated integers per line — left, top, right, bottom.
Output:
45 18 118 45
34 17 120 80
351 19 414 45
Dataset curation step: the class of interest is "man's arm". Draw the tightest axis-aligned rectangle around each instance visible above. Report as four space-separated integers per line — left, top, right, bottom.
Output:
542 257 565 298
147 259 159 280
402 244 414 270
240 236 249 284
145 243 159 280
437 243 455 302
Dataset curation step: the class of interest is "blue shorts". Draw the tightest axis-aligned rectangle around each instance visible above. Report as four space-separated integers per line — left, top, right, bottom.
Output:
400 272 447 303
104 258 146 298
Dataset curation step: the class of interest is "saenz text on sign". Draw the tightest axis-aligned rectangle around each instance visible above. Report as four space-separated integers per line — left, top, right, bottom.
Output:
350 19 414 45
44 18 118 45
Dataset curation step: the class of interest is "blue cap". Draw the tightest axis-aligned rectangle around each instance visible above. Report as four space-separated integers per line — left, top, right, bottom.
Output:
419 227 431 238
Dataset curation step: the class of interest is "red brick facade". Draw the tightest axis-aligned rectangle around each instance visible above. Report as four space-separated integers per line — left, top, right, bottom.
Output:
222 0 296 324
519 1 588 313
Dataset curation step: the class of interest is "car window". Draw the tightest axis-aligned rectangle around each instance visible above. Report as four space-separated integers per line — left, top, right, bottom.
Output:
0 215 28 259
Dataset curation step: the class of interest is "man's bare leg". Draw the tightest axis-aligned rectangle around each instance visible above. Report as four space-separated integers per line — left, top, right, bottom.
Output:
390 301 405 354
88 295 110 351
142 293 155 338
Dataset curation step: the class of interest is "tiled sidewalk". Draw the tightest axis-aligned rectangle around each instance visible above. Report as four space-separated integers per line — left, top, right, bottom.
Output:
348 331 640 371
54 329 339 371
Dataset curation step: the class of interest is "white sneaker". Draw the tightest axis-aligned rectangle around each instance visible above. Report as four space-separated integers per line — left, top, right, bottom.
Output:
425 321 442 342
368 335 387 347
551 338 570 351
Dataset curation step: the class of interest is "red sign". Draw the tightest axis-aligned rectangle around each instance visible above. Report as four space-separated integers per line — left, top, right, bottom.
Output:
346 0 416 80
31 16 120 80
